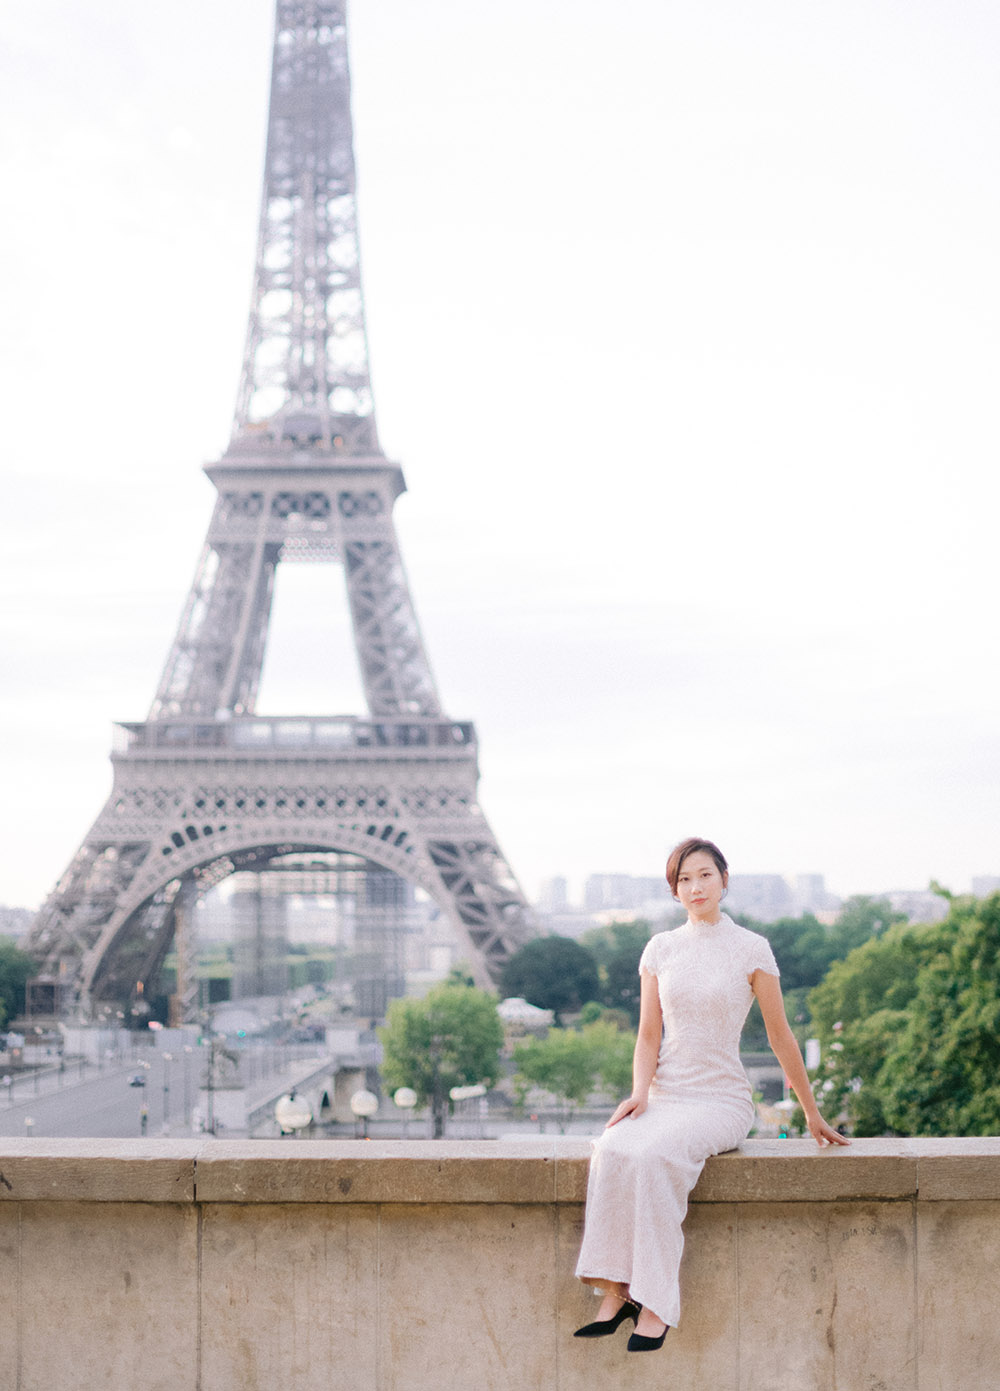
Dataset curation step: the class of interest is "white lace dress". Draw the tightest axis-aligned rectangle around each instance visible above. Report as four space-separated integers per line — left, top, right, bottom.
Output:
574 913 779 1327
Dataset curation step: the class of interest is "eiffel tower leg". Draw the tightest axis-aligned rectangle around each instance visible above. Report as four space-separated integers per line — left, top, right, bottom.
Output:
28 732 534 1016
171 884 200 1026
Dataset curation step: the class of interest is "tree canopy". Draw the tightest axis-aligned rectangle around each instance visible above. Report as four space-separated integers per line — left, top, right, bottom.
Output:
748 897 907 994
580 919 652 1025
807 893 1000 1136
499 935 600 1021
378 983 503 1137
0 938 36 1030
512 1019 635 1129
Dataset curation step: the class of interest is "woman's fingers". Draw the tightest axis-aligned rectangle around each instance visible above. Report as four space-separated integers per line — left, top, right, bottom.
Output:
606 1097 647 1128
810 1117 850 1147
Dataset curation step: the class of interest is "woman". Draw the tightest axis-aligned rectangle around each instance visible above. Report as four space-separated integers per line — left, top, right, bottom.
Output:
574 837 848 1353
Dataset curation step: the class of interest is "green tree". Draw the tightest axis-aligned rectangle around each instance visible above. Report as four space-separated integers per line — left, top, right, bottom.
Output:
578 1000 633 1032
581 918 654 1026
806 895 1000 1136
805 921 946 1135
512 1020 635 1130
809 922 938 1039
875 895 1000 1134
827 895 906 959
754 914 833 992
736 898 909 1052
585 1019 635 1097
0 939 36 1029
512 1029 595 1130
378 984 503 1138
500 936 600 1022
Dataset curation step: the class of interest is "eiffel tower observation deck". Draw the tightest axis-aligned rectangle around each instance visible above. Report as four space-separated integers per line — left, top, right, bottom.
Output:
26 0 535 1023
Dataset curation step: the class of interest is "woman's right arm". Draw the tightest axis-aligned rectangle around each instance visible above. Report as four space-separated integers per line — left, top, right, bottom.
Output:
606 970 662 1127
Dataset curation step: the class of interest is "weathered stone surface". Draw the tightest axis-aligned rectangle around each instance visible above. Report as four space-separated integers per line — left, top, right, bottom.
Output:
0 1137 197 1202
694 1138 918 1203
377 1201 558 1391
0 1139 997 1388
736 1201 917 1391
557 1201 742 1390
194 1138 559 1204
18 1200 198 1391
2 1137 997 1209
916 1138 1000 1200
552 1139 593 1203
671 1204 741 1383
0 1204 17 1391
917 1200 1000 1389
200 1202 379 1391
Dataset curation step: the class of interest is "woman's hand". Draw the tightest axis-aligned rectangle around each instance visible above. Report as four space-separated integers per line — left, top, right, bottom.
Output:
606 1094 647 1128
805 1111 851 1147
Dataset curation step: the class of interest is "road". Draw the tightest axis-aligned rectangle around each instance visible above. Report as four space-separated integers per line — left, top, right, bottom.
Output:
0 1052 199 1139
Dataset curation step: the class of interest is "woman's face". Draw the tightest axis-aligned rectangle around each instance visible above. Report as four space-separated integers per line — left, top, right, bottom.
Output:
675 850 727 921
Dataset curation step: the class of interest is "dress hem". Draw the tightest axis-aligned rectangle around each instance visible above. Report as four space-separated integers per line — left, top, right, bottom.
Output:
576 1271 678 1328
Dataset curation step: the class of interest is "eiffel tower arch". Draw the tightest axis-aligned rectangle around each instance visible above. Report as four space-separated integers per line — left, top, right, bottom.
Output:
26 0 535 1022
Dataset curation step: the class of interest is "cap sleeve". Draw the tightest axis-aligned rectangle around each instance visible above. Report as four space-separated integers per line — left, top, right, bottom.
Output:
748 932 780 978
638 935 660 976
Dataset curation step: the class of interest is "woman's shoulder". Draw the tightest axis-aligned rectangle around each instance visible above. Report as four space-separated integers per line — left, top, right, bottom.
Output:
638 929 676 972
726 917 780 972
726 916 768 943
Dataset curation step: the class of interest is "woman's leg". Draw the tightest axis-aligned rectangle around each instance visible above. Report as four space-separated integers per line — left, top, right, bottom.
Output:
577 1098 751 1329
589 1281 632 1321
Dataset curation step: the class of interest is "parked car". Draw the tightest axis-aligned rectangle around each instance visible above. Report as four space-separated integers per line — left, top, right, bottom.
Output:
129 1073 146 1087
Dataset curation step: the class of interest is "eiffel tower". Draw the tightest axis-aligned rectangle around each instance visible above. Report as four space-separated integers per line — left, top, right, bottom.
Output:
26 0 534 1023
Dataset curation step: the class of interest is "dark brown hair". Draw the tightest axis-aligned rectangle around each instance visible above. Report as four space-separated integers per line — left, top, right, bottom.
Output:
665 838 729 896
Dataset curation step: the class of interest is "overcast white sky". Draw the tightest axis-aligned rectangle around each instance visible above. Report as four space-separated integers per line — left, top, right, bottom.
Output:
2 0 999 911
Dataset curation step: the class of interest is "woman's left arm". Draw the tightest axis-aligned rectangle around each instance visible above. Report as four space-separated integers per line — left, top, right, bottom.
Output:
753 970 850 1148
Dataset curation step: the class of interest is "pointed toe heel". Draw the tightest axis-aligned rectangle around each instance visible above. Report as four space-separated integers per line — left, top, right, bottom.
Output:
573 1299 640 1338
626 1327 669 1352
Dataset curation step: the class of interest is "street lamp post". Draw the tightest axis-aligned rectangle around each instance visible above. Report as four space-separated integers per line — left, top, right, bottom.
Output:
393 1087 418 1139
161 1052 173 1131
182 1046 193 1128
449 1084 487 1138
350 1089 379 1139
275 1090 312 1137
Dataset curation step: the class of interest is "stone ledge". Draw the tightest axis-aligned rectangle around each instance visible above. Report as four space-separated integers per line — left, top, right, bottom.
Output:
0 1136 997 1205
0 1138 198 1203
193 1140 560 1204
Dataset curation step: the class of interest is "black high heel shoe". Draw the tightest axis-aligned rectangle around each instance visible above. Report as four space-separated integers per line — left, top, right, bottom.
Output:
626 1325 669 1352
573 1298 641 1338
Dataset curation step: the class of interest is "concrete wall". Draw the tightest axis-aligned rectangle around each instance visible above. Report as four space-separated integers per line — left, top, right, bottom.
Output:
1 1137 998 1390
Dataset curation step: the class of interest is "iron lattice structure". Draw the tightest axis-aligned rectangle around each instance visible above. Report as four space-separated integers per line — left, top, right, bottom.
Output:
27 0 534 1020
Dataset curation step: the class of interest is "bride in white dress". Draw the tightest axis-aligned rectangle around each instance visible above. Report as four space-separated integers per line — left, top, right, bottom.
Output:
574 837 848 1353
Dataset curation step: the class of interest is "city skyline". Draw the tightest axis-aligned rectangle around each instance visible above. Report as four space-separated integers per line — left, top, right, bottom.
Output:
2 0 999 913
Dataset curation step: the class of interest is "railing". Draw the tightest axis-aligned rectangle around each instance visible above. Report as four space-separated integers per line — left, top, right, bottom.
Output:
112 715 477 757
0 1137 997 1389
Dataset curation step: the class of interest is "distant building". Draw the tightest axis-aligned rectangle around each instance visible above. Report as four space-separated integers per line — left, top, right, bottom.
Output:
972 876 1000 898
537 876 569 910
886 890 949 924
0 906 33 942
564 869 842 927
583 874 670 913
725 875 796 923
530 905 604 939
791 874 841 916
